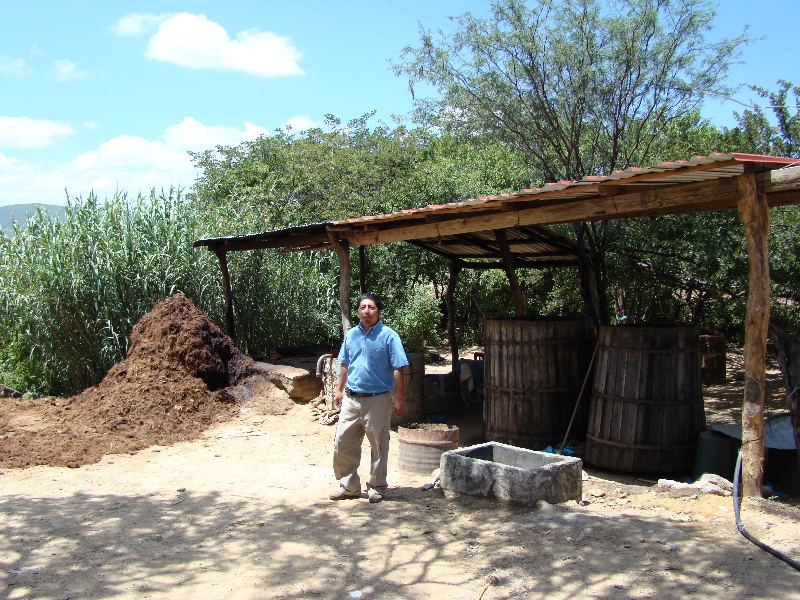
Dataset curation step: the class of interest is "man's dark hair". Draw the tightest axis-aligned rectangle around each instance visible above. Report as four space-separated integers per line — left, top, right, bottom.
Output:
356 293 382 311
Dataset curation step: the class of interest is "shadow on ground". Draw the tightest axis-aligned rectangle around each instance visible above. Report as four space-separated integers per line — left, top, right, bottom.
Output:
2 484 798 599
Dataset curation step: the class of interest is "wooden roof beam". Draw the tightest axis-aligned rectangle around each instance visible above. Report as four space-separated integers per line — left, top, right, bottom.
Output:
345 175 743 247
202 231 330 253
461 258 578 270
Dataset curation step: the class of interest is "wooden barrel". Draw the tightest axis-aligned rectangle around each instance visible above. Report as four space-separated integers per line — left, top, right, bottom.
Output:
398 424 459 474
484 317 595 450
584 325 705 473
699 334 726 385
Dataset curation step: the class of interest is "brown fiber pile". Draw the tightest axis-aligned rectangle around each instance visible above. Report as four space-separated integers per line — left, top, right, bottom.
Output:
0 293 254 468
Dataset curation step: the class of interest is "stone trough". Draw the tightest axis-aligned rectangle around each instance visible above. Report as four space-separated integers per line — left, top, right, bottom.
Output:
440 442 582 506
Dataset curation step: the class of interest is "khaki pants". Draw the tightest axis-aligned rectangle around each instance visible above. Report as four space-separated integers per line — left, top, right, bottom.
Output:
333 391 392 494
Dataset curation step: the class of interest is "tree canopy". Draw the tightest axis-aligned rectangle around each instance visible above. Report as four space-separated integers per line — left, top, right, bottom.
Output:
394 0 749 181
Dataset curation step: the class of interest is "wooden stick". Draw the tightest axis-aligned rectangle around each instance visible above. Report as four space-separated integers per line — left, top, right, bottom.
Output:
327 231 352 335
212 247 236 343
737 173 770 497
446 261 462 373
494 229 525 316
358 245 366 294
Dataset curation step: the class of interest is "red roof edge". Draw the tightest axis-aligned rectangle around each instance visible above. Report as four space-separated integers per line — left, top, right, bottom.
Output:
731 153 798 164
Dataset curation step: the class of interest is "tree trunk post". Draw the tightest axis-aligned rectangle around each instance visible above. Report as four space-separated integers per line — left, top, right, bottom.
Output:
768 324 800 474
574 222 604 328
737 172 770 498
494 228 525 316
358 245 367 294
212 247 236 343
327 232 353 335
446 260 462 373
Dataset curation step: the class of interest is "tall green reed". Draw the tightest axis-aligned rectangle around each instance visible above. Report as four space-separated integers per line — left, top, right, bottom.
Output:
0 190 343 396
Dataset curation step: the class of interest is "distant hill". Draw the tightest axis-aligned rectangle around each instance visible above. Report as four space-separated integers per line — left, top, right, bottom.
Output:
0 204 65 233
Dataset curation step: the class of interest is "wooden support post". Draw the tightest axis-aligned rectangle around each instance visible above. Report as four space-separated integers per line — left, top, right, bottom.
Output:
574 223 604 328
494 229 526 316
212 247 236 343
327 232 353 335
737 173 770 498
446 260 462 373
358 245 366 294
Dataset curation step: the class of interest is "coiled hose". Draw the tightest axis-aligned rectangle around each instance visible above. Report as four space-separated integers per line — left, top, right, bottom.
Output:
733 450 800 571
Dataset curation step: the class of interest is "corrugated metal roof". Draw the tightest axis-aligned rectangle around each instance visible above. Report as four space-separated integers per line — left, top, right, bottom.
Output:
333 153 799 227
194 152 800 253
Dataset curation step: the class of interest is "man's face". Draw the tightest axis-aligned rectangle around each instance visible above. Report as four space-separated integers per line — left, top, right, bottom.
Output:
357 299 381 329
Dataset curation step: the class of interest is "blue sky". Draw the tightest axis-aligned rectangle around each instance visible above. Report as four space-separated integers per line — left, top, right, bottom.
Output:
1 0 798 207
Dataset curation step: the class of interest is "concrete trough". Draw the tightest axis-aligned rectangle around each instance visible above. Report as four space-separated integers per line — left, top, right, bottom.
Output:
440 442 582 506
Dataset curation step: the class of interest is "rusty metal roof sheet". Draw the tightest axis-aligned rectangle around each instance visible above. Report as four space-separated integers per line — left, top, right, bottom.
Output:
332 153 799 227
194 152 800 257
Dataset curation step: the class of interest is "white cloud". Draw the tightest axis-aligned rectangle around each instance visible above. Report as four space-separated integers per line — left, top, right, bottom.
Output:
145 13 303 78
0 116 75 148
112 12 170 36
163 117 268 148
0 118 268 206
54 59 95 83
0 55 31 77
283 115 321 132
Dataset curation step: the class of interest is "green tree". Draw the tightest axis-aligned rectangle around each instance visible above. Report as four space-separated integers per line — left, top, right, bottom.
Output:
394 0 749 324
722 80 800 157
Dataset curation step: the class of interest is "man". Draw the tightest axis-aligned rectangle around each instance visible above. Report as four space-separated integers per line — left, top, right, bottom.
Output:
330 293 408 503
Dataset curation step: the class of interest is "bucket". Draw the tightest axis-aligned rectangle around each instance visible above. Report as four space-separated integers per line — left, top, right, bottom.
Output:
398 424 459 475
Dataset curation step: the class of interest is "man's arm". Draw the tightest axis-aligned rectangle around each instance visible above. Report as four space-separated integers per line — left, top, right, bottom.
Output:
335 364 348 408
393 367 405 419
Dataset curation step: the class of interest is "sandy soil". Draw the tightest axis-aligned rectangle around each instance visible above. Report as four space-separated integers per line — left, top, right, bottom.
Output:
2 393 799 600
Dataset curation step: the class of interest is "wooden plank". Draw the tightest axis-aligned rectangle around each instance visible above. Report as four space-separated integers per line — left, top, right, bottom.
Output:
597 185 623 196
327 232 353 336
199 231 331 252
454 259 578 270
766 190 800 208
738 172 770 497
363 159 745 225
758 164 800 194
345 176 743 247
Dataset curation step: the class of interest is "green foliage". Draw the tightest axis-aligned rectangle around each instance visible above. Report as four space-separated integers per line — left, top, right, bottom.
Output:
0 191 219 395
395 0 747 180
3 90 800 396
382 284 441 353
395 0 751 326
0 189 345 396
722 80 800 157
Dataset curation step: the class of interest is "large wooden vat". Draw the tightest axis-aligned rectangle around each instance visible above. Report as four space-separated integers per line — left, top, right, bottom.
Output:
584 325 705 473
484 317 595 449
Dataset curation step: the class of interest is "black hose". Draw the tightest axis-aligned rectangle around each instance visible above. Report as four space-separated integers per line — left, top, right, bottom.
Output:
733 450 800 571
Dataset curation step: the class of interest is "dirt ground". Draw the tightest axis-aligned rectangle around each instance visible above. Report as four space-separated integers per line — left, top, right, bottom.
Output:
2 317 799 599
2 389 800 600
0 294 252 470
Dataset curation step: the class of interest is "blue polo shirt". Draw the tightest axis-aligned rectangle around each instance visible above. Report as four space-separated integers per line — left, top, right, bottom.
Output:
338 320 409 393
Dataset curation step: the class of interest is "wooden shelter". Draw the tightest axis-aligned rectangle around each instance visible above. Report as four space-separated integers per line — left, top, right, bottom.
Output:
195 152 800 496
